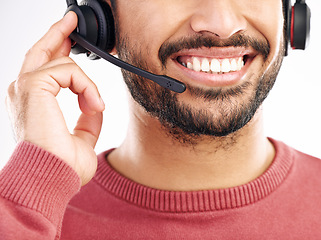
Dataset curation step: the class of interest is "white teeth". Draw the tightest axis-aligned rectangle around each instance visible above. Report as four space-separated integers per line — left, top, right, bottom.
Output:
201 58 210 72
192 57 201 72
237 57 244 70
182 56 245 74
221 59 231 73
210 59 221 73
230 59 238 71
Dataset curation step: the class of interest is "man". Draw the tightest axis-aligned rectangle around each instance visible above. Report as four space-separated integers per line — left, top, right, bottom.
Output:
1 0 320 239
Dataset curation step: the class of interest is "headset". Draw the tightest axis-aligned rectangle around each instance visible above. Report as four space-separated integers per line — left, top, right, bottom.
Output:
65 0 186 93
284 0 311 55
65 0 311 93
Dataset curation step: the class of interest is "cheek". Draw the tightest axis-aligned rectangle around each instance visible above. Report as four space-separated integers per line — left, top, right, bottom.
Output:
116 1 193 71
244 2 284 62
116 9 162 70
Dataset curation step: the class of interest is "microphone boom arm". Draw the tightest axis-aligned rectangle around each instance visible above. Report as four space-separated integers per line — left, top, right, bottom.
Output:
69 32 186 93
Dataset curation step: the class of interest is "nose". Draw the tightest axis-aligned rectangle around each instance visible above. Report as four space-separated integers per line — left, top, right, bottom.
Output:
190 0 246 39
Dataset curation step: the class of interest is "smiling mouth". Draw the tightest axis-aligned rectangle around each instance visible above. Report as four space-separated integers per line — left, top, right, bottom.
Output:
176 55 250 74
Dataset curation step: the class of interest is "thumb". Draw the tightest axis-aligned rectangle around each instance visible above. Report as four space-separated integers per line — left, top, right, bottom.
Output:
73 111 103 148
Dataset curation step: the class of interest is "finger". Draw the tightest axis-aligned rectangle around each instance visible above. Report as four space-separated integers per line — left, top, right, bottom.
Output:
73 112 103 148
36 57 102 115
78 93 97 116
19 11 78 75
37 56 75 71
21 62 105 114
51 37 72 60
26 57 105 115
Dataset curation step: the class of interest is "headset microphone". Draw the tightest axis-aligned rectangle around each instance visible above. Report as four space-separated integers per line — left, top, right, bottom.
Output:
65 0 186 93
69 32 186 93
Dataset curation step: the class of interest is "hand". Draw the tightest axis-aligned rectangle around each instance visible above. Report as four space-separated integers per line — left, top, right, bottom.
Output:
6 12 105 186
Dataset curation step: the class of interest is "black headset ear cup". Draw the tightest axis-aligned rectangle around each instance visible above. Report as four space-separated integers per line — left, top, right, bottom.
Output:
66 4 99 54
80 0 115 56
291 2 311 50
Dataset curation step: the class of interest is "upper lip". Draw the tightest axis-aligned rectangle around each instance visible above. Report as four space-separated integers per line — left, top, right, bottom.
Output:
170 47 258 60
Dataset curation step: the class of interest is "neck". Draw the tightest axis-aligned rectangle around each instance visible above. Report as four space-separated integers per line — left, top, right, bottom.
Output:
108 102 275 191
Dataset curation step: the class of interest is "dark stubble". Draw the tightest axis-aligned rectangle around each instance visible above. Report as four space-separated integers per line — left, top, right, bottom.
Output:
116 32 285 143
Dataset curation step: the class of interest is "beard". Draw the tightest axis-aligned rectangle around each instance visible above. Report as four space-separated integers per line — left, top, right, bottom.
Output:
115 32 285 143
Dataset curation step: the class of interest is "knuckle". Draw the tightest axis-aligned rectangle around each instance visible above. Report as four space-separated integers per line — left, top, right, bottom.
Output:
61 56 76 65
66 62 82 77
25 44 51 62
15 73 33 91
48 22 60 33
24 47 34 60
70 61 81 71
6 82 16 104
24 47 32 57
4 95 10 108
7 81 16 95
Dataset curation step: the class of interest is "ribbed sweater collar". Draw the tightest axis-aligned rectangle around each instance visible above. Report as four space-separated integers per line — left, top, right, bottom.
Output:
94 138 293 213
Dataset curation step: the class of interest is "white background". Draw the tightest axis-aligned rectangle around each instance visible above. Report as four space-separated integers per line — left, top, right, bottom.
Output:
0 1 320 169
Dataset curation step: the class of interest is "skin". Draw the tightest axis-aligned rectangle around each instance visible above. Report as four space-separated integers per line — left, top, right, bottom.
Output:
108 0 284 190
6 12 104 185
6 0 284 190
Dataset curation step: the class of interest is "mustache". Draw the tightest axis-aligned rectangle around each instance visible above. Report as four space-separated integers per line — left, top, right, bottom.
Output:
158 33 270 66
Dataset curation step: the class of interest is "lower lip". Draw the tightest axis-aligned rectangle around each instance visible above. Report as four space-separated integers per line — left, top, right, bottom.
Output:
173 57 253 87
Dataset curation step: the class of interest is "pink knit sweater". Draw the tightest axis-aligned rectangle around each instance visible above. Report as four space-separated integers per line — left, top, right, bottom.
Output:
1 139 321 239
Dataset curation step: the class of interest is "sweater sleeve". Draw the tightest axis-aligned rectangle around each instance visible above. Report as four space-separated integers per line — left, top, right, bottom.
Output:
0 141 81 240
